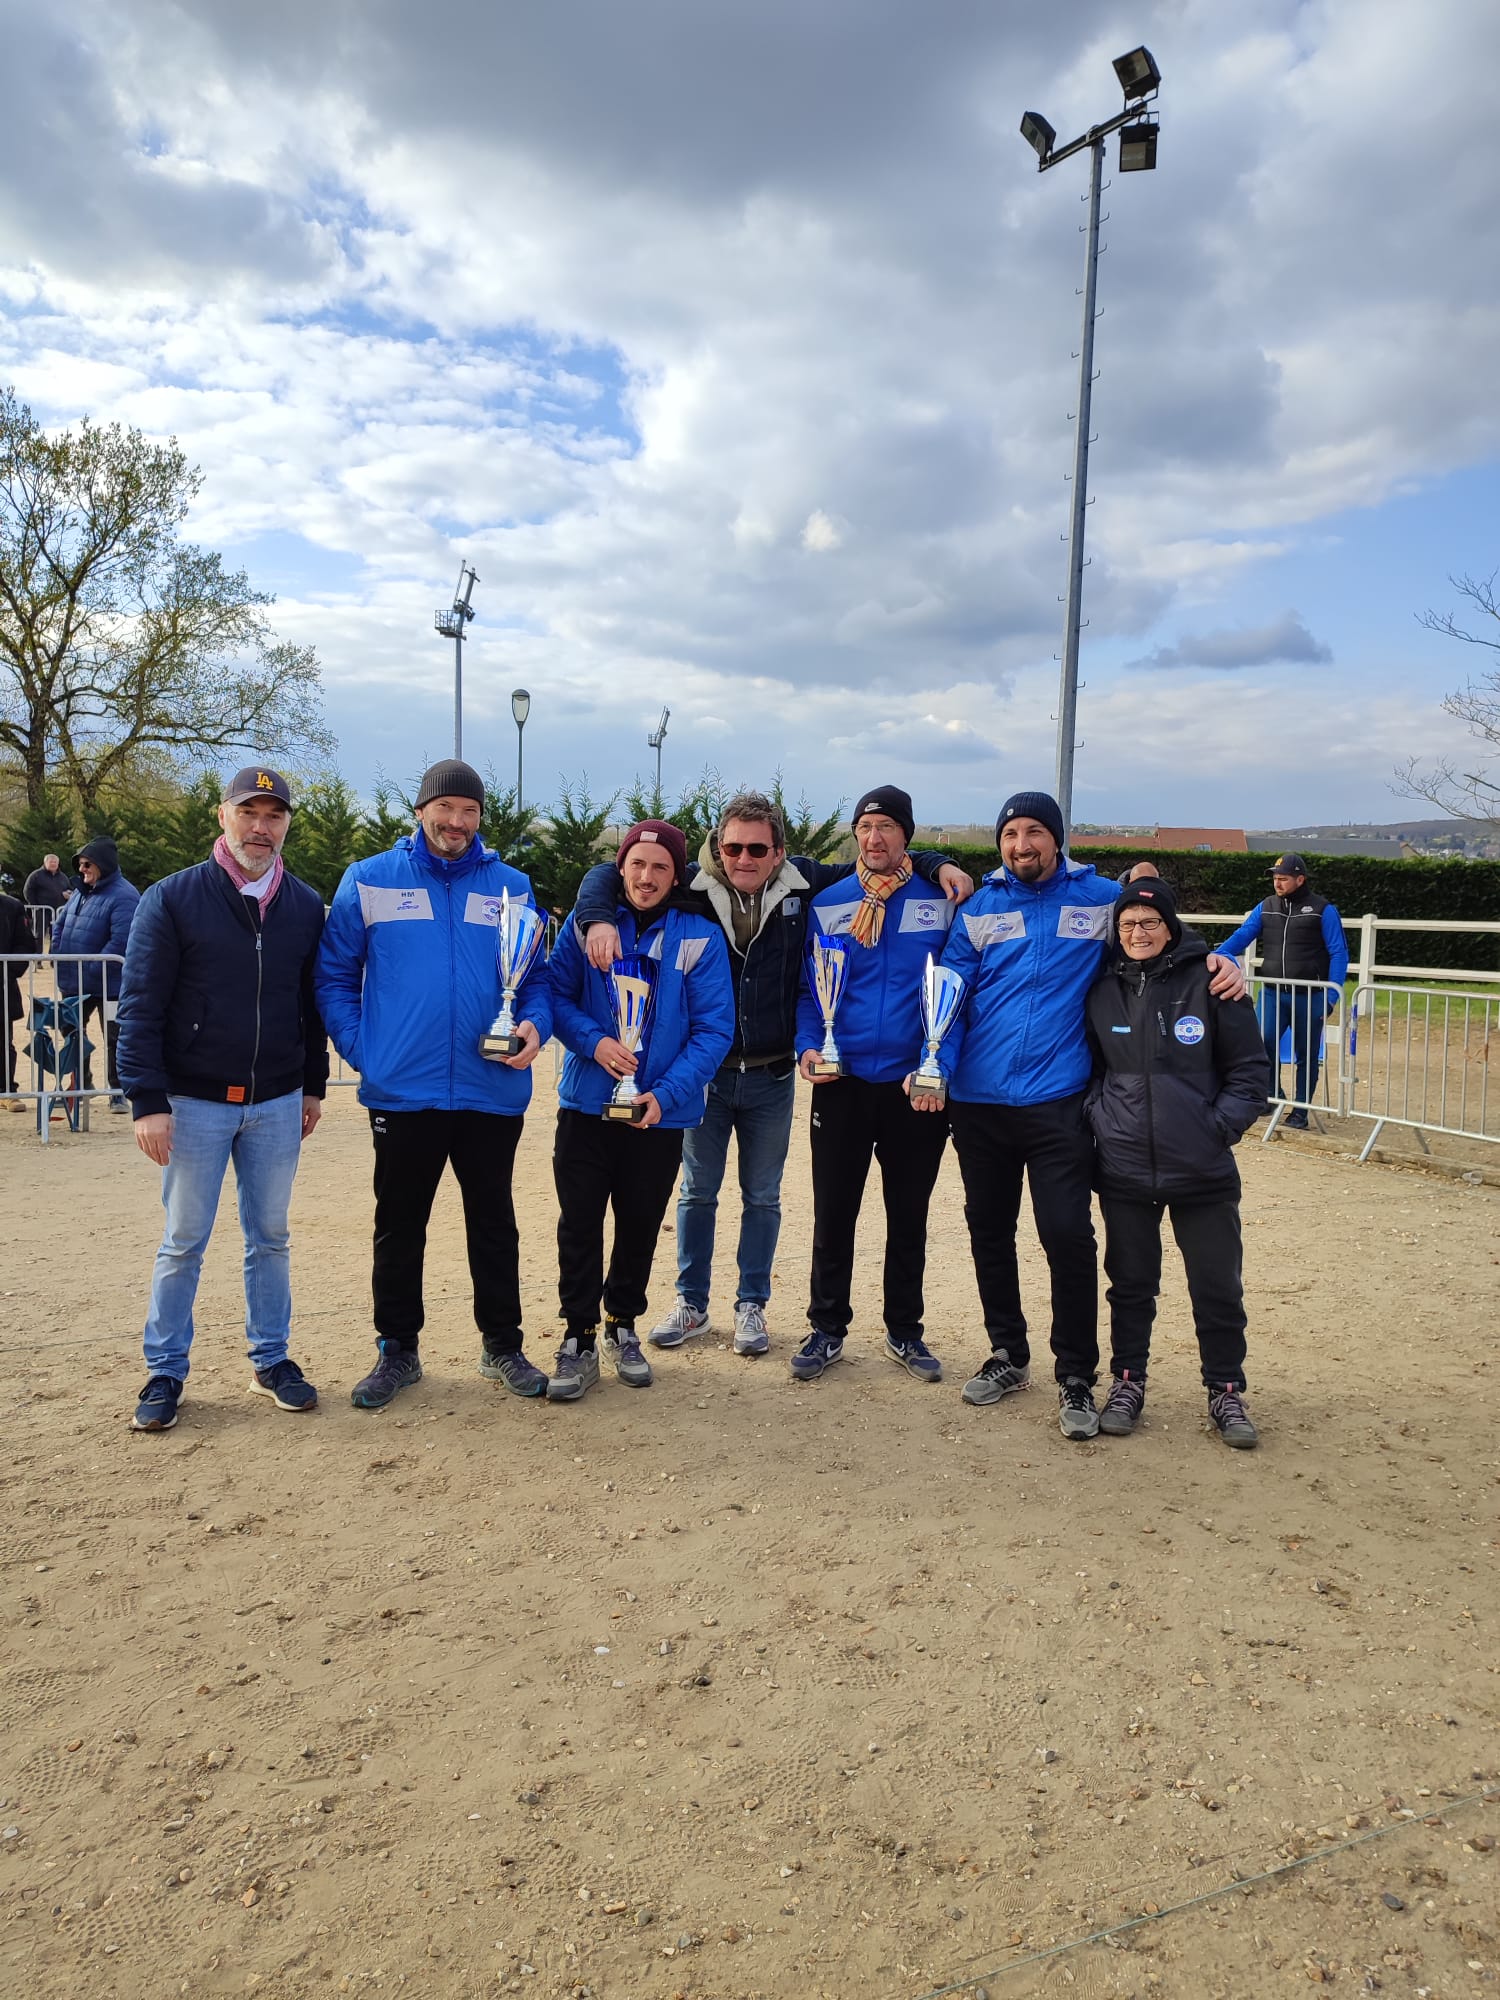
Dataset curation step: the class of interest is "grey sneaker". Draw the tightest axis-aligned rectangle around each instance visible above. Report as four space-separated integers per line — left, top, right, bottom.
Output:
883 1335 942 1382
479 1345 548 1397
1209 1385 1259 1448
1098 1371 1146 1436
351 1340 423 1410
547 1338 601 1402
733 1302 770 1355
961 1348 1031 1406
602 1321 653 1388
1058 1377 1100 1440
649 1300 710 1348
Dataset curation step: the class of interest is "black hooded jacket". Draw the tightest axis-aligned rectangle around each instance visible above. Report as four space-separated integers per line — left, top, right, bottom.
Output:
1084 908 1269 1202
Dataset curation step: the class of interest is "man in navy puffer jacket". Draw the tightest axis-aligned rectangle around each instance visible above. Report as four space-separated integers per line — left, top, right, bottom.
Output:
316 760 553 1412
51 833 140 1106
116 769 328 1432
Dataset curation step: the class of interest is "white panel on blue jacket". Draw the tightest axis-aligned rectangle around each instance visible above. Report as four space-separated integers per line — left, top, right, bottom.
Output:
358 883 434 926
897 897 953 935
813 899 860 936
1056 904 1111 941
963 909 1026 949
675 937 707 973
462 891 529 927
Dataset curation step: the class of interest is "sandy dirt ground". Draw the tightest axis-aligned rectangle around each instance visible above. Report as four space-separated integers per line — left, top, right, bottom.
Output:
2 1071 1497 2000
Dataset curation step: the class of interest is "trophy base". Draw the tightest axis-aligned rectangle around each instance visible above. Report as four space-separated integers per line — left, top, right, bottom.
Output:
479 1032 525 1061
603 1098 648 1124
910 1075 947 1108
808 1058 843 1079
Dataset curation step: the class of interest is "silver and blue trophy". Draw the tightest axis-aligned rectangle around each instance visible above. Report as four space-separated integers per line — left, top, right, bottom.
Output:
910 955 965 1107
603 953 658 1122
808 934 849 1078
479 889 548 1061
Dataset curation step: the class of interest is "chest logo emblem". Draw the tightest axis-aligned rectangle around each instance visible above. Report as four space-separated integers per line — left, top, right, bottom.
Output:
1174 1015 1206 1045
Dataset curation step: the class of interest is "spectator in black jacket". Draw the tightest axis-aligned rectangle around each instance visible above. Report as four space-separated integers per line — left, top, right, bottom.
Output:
50 834 140 1109
116 768 329 1434
1 891 39 1108
23 854 72 943
1083 877 1269 1449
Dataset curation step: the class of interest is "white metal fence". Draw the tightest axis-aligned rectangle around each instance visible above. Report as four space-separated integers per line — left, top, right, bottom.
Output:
1 952 125 1139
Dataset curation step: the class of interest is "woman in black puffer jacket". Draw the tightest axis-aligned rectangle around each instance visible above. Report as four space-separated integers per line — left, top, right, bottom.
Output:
1083 877 1268 1448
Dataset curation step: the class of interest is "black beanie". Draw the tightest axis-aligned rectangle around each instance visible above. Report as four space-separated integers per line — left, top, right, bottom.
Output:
852 784 915 841
414 759 485 809
1115 874 1182 948
995 790 1066 851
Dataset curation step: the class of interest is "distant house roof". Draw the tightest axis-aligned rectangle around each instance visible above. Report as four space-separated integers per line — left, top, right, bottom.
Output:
1145 827 1249 852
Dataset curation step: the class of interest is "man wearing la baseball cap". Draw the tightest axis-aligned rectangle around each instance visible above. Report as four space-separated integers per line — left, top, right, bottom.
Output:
117 766 329 1432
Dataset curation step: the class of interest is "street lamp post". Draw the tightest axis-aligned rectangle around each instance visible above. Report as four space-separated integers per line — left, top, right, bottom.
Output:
433 563 479 759
647 706 670 803
511 687 531 810
1021 46 1162 831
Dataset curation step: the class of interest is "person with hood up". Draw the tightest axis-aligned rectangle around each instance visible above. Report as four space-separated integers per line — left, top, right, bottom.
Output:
50 833 141 1110
572 793 970 1357
1083 876 1268 1448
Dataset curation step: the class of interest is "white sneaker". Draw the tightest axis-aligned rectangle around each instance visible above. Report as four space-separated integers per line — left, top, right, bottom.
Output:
732 1302 770 1355
648 1300 710 1348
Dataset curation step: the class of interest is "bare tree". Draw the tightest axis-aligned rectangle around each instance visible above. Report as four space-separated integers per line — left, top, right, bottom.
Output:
0 388 332 814
1398 570 1500 824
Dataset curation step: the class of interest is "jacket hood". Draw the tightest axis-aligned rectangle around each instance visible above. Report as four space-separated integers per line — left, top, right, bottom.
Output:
74 834 119 879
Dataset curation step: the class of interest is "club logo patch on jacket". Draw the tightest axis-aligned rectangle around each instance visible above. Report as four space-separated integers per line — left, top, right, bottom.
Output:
358 884 434 925
963 909 1026 949
1057 904 1110 941
1173 1015 1206 1045
898 897 954 934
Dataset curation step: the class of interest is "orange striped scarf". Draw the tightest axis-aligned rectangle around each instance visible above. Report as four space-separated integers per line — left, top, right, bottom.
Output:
848 855 912 947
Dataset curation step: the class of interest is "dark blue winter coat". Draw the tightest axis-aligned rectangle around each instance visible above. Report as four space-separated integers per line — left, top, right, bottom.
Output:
50 837 140 1003
117 859 329 1118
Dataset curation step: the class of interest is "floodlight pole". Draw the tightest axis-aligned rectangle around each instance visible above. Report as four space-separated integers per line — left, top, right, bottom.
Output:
1028 85 1159 830
433 564 479 759
648 707 670 800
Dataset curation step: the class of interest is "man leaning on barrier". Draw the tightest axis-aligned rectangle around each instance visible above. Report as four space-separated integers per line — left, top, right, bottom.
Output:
117 768 329 1433
1215 853 1348 1131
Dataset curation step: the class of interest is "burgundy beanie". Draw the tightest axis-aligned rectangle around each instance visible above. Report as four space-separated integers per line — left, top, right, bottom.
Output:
616 818 688 885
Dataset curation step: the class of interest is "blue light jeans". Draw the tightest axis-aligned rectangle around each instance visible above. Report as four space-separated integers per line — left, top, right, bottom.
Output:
675 1064 797 1312
142 1091 305 1382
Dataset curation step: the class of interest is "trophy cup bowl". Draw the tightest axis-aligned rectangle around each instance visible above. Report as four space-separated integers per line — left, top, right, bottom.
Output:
808 934 848 1078
603 954 657 1122
480 889 548 1061
910 956 965 1107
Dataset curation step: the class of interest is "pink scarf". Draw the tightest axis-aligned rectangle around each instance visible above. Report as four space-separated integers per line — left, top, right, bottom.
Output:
213 833 284 910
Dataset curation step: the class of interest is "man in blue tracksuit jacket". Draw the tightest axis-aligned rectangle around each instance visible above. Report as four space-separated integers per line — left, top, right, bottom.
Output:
117 767 328 1432
1214 852 1348 1130
791 784 955 1386
50 832 141 1105
934 790 1246 1440
316 759 553 1411
547 818 733 1402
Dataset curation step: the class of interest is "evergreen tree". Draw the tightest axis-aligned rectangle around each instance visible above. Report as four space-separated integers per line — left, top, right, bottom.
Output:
530 778 618 915
287 774 366 902
359 772 415 858
772 770 845 861
1 783 78 888
481 767 535 866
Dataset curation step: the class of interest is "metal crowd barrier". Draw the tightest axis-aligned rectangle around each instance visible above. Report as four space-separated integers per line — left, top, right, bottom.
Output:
1341 982 1499 1161
1 952 126 1142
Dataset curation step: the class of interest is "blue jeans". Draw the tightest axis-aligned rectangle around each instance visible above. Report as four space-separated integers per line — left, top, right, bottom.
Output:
676 1065 797 1310
142 1091 305 1381
1258 986 1329 1110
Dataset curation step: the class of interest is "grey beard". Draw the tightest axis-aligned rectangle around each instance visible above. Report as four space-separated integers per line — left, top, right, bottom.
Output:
227 834 278 878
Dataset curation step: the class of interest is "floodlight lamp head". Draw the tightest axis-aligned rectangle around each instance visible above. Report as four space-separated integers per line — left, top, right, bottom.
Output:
1118 119 1159 172
511 688 531 726
1112 46 1161 101
1020 110 1056 162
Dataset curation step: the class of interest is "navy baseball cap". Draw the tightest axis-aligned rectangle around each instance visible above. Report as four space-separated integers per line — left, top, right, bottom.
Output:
222 767 294 809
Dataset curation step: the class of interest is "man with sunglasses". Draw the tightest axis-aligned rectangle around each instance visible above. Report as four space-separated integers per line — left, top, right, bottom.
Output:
575 793 971 1357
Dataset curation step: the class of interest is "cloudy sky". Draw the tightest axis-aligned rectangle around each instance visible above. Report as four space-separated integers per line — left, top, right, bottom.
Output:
4 0 1498 831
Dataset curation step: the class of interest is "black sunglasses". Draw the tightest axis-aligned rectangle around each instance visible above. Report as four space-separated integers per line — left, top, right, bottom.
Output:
719 840 772 859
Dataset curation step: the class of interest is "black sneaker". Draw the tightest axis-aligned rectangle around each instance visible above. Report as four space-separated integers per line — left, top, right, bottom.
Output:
132 1375 184 1431
250 1358 318 1412
961 1348 1031 1406
1284 1110 1309 1130
1098 1371 1146 1436
1058 1377 1100 1440
1209 1385 1259 1448
478 1346 548 1397
351 1340 423 1410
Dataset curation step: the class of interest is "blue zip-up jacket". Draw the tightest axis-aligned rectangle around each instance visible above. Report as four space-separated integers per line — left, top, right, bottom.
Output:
794 873 957 1085
50 865 140 1002
1216 897 1349 1004
551 898 733 1126
316 832 553 1115
937 861 1121 1105
117 859 328 1118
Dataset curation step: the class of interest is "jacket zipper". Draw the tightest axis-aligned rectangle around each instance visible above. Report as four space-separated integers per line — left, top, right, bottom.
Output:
249 903 264 1101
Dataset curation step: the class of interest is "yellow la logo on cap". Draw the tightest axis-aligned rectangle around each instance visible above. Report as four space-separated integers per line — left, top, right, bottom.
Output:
256 771 274 790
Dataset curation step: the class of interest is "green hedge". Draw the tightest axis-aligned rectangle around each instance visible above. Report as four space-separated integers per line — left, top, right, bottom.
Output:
939 846 1500 975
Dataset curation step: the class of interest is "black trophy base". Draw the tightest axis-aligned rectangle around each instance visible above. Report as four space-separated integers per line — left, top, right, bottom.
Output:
479 1032 525 1061
603 1098 648 1123
910 1074 947 1108
808 1057 843 1079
